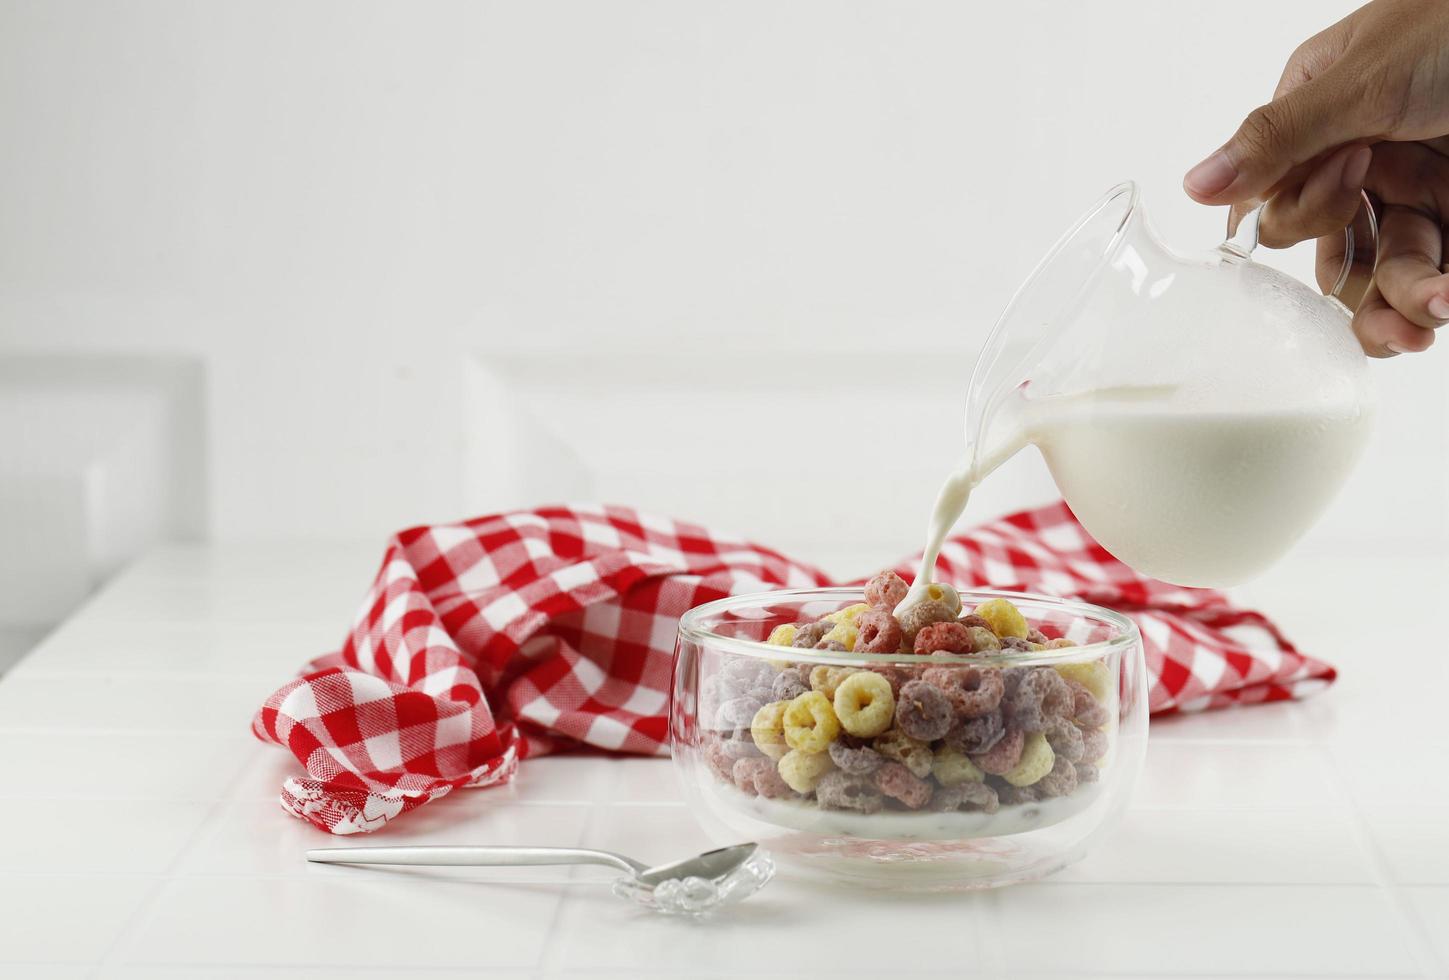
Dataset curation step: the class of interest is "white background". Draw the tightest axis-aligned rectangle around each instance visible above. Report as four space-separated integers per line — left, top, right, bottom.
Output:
1 0 1443 601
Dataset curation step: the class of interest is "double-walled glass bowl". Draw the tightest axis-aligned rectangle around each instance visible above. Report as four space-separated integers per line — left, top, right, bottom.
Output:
671 588 1147 889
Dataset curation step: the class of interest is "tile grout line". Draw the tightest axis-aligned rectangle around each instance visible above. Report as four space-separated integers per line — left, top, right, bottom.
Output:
1314 739 1446 979
531 793 604 975
87 749 266 972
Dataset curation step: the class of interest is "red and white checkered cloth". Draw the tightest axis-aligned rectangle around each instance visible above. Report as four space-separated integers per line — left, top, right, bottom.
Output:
252 501 1334 834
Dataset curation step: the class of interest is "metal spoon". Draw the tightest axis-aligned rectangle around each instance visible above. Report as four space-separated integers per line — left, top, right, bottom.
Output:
306 841 773 916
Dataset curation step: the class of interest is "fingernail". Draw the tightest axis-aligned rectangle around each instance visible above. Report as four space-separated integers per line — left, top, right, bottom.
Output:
1184 151 1237 197
1386 343 1407 355
1429 296 1449 320
1342 146 1372 190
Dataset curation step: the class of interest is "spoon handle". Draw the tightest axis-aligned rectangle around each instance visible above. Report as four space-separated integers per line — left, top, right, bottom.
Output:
306 844 646 875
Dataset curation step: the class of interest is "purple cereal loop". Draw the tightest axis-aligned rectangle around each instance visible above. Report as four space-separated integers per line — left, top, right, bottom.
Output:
1045 717 1085 763
720 728 762 760
715 696 765 730
770 668 810 703
815 770 885 813
791 621 834 649
1035 755 1078 798
945 709 1006 754
931 780 1001 813
894 679 954 741
721 657 776 690
995 781 1040 806
828 737 885 775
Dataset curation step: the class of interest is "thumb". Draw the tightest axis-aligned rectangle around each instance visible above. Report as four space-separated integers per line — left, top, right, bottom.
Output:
1183 72 1370 206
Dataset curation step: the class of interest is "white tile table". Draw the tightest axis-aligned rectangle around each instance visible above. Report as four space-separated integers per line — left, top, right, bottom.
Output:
1 542 1445 978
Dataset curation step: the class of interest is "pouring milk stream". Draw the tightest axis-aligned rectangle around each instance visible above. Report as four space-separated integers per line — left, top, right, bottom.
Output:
897 183 1375 614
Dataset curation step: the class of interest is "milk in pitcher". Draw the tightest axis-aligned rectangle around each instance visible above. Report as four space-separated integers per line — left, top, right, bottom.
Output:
898 384 1371 611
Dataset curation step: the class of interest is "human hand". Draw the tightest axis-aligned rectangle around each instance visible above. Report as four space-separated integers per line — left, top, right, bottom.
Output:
1182 0 1449 357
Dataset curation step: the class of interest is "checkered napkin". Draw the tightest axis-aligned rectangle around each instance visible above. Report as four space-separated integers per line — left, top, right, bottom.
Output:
252 502 1334 834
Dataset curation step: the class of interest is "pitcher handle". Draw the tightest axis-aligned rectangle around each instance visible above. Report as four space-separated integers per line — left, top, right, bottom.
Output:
1222 191 1379 302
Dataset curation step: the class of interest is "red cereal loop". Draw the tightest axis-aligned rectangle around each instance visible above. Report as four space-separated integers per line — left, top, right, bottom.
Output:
897 599 956 642
752 762 797 799
1080 726 1109 763
872 760 933 809
958 613 992 632
705 737 736 781
930 780 1001 813
863 570 910 609
971 726 1025 775
865 664 907 697
854 609 904 653
731 756 771 796
955 666 1006 718
913 621 973 655
1068 680 1110 728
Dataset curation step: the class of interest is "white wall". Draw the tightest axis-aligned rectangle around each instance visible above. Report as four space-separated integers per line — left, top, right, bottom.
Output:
2 0 1442 583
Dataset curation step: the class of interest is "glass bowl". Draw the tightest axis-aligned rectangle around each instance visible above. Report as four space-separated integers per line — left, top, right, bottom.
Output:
670 587 1147 890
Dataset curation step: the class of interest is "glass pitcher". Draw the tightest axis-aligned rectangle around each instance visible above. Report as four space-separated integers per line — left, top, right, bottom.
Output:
967 181 1377 588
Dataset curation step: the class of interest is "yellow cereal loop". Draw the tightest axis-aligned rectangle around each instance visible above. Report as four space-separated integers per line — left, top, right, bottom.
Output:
819 621 859 651
832 671 895 738
823 602 870 625
1004 732 1055 787
765 624 798 647
783 690 842 754
808 665 857 700
974 597 1029 639
777 748 835 793
749 701 790 760
873 728 933 778
1055 660 1112 701
931 745 985 786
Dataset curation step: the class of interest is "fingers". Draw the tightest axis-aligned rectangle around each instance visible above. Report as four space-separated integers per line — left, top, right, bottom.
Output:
1354 283 1438 357
1257 144 1372 249
1371 203 1449 330
1184 70 1374 206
